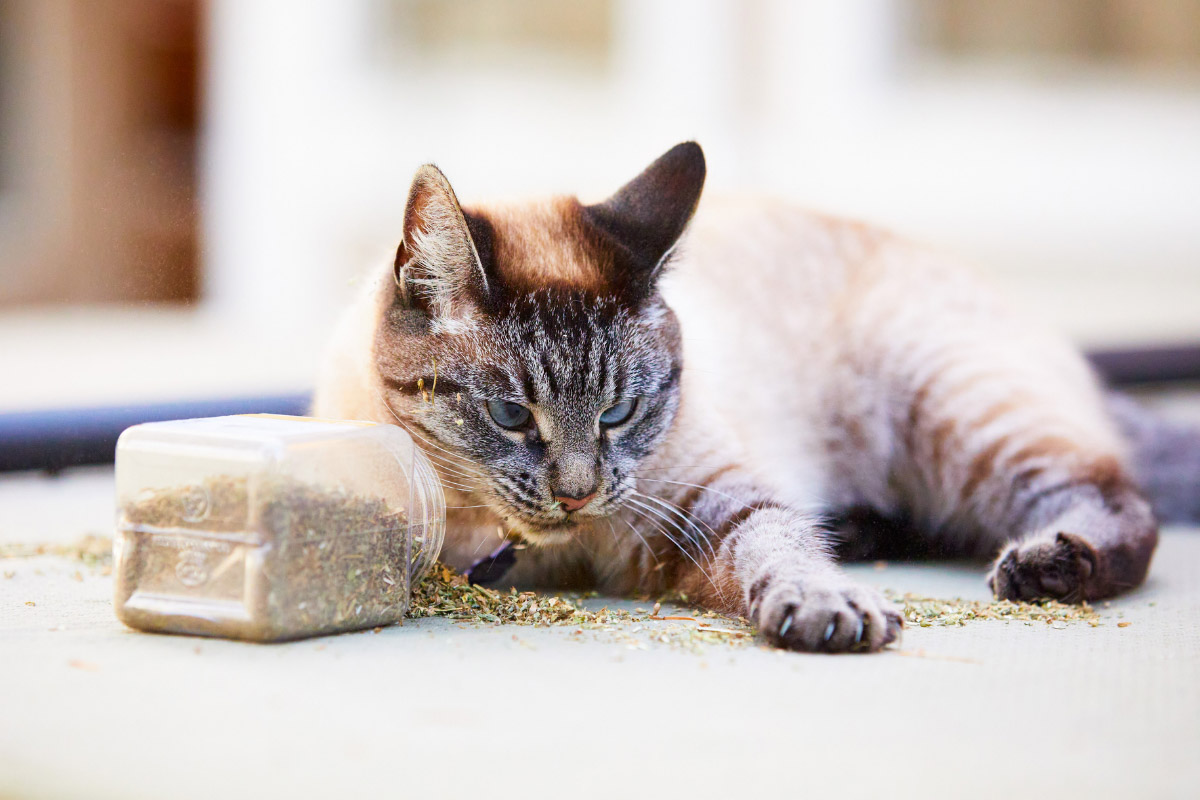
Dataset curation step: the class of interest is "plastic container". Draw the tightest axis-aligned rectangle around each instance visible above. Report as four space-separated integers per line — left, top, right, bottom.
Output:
112 414 445 641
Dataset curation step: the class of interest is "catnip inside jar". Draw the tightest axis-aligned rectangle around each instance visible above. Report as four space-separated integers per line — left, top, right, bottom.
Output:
113 414 445 642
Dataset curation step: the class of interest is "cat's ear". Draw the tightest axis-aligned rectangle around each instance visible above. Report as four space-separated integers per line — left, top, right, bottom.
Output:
393 164 490 319
583 141 706 298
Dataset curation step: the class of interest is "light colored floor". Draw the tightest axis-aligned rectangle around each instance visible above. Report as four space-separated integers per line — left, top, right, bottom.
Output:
1 467 1197 799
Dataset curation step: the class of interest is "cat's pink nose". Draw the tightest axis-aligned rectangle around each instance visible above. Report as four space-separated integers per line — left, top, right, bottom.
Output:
555 492 597 512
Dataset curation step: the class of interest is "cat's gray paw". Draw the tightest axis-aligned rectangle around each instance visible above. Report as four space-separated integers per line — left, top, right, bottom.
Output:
987 531 1098 603
749 574 902 653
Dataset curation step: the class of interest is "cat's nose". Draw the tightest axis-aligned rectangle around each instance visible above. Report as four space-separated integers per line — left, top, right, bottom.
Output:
554 491 597 513
551 452 597 511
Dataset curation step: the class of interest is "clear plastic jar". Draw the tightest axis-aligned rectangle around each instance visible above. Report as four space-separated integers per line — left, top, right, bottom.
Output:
113 414 445 641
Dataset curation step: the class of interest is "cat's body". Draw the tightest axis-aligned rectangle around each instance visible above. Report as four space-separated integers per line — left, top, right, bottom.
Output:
666 198 1123 554
315 143 1160 652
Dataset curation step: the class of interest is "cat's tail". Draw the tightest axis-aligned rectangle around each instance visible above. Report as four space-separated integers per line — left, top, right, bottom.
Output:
1106 392 1200 524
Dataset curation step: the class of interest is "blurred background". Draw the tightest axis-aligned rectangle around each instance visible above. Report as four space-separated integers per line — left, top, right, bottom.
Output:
1 0 1199 417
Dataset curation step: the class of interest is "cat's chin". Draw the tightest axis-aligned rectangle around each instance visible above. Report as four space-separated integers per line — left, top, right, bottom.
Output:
518 529 575 548
504 515 579 547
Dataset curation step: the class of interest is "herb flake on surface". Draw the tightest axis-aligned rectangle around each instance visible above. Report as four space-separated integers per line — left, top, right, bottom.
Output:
886 591 1101 627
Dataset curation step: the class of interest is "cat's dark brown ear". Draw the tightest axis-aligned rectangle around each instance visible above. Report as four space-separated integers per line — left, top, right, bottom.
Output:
582 141 706 299
394 165 489 320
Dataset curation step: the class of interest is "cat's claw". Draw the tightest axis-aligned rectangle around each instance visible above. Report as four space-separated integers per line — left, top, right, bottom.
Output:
752 575 902 653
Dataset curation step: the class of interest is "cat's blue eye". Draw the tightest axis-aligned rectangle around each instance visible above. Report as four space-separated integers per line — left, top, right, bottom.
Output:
487 400 532 430
600 398 638 427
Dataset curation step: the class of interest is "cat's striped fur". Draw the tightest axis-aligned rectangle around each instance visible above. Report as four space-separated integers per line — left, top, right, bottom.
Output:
314 142 1160 652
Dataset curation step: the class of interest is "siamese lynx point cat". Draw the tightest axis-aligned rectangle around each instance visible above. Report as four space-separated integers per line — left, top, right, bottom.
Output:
316 142 1167 653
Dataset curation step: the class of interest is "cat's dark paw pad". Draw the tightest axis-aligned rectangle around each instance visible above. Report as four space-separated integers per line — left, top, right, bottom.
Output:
750 576 902 653
987 532 1098 602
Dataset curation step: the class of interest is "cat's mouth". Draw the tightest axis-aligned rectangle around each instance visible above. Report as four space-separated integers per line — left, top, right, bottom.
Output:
498 504 596 546
516 528 575 548
506 512 576 535
488 483 627 544
490 487 608 525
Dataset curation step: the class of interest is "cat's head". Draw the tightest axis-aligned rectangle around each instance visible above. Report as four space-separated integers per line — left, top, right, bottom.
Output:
374 142 705 542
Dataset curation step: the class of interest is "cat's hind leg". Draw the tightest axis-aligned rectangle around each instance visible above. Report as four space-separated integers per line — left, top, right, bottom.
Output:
839 254 1159 602
983 469 1156 602
895 345 1158 602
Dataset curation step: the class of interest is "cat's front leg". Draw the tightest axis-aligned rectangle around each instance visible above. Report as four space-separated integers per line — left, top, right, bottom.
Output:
718 508 903 652
660 475 903 652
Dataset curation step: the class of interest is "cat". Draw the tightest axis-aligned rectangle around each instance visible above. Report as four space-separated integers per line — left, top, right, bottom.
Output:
314 141 1171 653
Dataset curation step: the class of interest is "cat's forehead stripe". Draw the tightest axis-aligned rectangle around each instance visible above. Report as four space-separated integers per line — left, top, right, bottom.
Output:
467 198 614 296
538 351 559 397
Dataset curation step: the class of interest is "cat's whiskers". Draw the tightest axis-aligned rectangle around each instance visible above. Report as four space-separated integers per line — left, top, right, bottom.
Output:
624 496 724 602
631 465 737 474
625 499 711 571
631 476 749 511
415 461 482 493
618 514 662 571
406 440 485 483
625 502 725 604
589 516 626 586
406 422 488 474
435 482 482 496
372 386 494 498
422 458 486 491
569 528 598 563
419 456 480 484
439 486 484 497
631 492 710 558
602 516 621 549
373 383 486 475
633 491 720 563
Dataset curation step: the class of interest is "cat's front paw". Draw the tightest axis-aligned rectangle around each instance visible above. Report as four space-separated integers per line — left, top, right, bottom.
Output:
987 531 1098 602
749 573 902 653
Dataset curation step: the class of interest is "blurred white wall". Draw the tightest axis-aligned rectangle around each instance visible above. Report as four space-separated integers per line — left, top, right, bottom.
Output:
204 0 1200 349
4 0 1198 412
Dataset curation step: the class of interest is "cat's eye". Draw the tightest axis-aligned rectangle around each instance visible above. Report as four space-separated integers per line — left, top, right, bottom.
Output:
600 398 638 427
487 400 532 430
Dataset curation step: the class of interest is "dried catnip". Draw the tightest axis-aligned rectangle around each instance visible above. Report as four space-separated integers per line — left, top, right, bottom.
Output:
112 415 445 642
885 590 1101 627
115 475 428 641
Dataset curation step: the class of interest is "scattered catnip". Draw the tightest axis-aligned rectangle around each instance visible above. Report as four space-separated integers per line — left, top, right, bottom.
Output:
0 534 112 567
886 590 1101 627
409 561 757 651
9 535 1112 647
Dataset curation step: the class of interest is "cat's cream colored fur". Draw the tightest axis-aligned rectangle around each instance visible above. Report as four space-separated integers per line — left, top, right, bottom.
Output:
315 145 1155 652
666 198 1122 551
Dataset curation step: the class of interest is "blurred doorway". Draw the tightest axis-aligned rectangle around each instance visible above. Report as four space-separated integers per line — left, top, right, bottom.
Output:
0 0 202 307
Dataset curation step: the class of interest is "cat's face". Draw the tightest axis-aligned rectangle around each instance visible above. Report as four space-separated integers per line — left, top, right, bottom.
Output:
379 290 681 539
374 143 704 542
